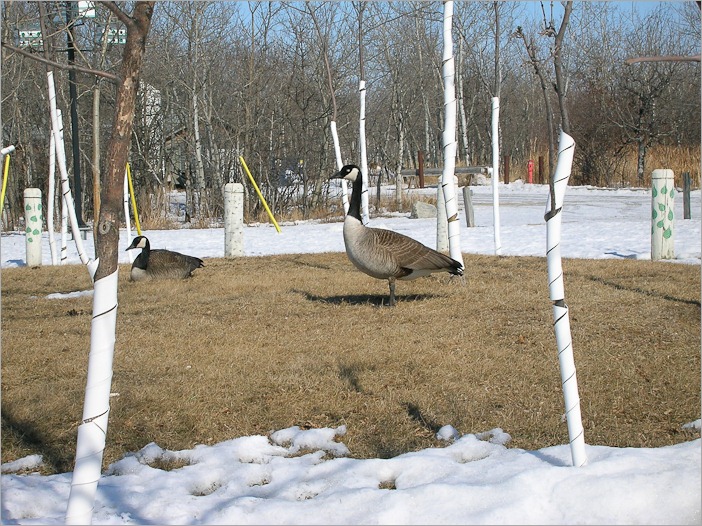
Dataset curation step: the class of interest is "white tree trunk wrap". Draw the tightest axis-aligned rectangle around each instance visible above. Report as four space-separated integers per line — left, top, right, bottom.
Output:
395 120 404 210
359 80 370 225
437 182 448 252
545 130 587 468
48 132 58 265
224 182 244 257
192 90 204 218
440 1 463 266
330 121 349 215
61 189 68 264
23 188 42 267
651 169 675 260
65 264 116 524
47 74 90 265
491 97 502 255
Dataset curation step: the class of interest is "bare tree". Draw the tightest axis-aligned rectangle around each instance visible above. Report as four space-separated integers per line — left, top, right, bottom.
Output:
514 25 557 178
550 0 573 135
513 1 572 179
613 6 696 184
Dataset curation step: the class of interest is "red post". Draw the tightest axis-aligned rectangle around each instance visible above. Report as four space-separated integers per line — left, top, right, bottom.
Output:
503 154 510 184
418 150 425 189
527 159 534 184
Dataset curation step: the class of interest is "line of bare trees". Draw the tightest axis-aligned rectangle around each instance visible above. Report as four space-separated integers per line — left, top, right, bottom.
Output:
2 1 700 230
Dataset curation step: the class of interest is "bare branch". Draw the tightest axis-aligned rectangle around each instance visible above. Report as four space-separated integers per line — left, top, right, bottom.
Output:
305 4 337 122
625 55 701 65
0 42 122 84
98 0 135 29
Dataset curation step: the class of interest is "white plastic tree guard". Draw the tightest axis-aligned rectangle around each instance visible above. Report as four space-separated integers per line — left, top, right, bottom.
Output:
47 132 59 265
359 79 370 226
23 188 42 267
65 262 114 525
330 121 349 216
437 181 449 252
48 87 90 265
224 182 244 257
491 96 502 255
545 130 587 468
651 169 675 260
440 0 463 267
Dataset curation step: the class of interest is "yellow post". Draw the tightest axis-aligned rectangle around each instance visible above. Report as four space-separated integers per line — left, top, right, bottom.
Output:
126 162 142 235
1 152 11 211
239 156 281 233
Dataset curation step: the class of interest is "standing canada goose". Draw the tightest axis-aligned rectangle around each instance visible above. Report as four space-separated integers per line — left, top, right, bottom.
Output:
126 235 204 282
331 164 464 306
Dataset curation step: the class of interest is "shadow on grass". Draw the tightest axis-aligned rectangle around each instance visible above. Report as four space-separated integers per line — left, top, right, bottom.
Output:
338 363 364 392
294 290 444 306
403 402 442 435
1 409 72 473
283 255 334 271
587 276 702 307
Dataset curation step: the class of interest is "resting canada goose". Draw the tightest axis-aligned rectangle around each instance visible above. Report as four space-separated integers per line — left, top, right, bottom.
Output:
126 235 204 282
331 164 464 306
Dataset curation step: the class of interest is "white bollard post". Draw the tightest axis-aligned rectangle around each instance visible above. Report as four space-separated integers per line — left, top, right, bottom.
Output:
651 169 675 260
462 186 475 227
224 183 244 257
23 188 43 267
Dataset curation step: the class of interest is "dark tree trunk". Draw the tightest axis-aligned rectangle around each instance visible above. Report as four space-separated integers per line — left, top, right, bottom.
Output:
637 139 647 185
94 1 155 282
553 1 573 135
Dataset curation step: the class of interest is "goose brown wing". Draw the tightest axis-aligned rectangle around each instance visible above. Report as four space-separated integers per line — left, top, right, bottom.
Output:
369 227 461 274
149 249 204 278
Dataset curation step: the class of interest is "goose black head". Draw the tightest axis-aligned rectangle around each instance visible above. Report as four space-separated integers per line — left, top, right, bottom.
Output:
126 235 149 251
331 164 361 183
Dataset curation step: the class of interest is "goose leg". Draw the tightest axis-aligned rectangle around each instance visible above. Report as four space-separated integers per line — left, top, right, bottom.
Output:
388 277 396 307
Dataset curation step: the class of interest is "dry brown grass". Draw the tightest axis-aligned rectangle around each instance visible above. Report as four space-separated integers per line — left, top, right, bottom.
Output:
518 144 701 188
1 253 700 475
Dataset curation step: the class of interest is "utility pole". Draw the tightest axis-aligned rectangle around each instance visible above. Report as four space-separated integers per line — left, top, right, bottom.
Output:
66 1 86 227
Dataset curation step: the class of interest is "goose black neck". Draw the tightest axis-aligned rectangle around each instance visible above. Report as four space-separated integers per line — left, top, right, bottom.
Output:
134 238 150 269
347 174 363 222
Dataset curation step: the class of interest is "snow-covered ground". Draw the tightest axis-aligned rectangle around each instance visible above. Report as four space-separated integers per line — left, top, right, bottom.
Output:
2 181 701 266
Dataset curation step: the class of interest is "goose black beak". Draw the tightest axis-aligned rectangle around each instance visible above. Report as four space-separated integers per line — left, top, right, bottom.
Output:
330 170 344 180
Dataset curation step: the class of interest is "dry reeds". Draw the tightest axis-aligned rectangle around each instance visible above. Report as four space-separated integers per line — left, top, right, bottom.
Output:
521 144 701 188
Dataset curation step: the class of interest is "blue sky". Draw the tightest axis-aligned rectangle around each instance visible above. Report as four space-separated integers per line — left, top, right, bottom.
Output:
515 0 693 29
